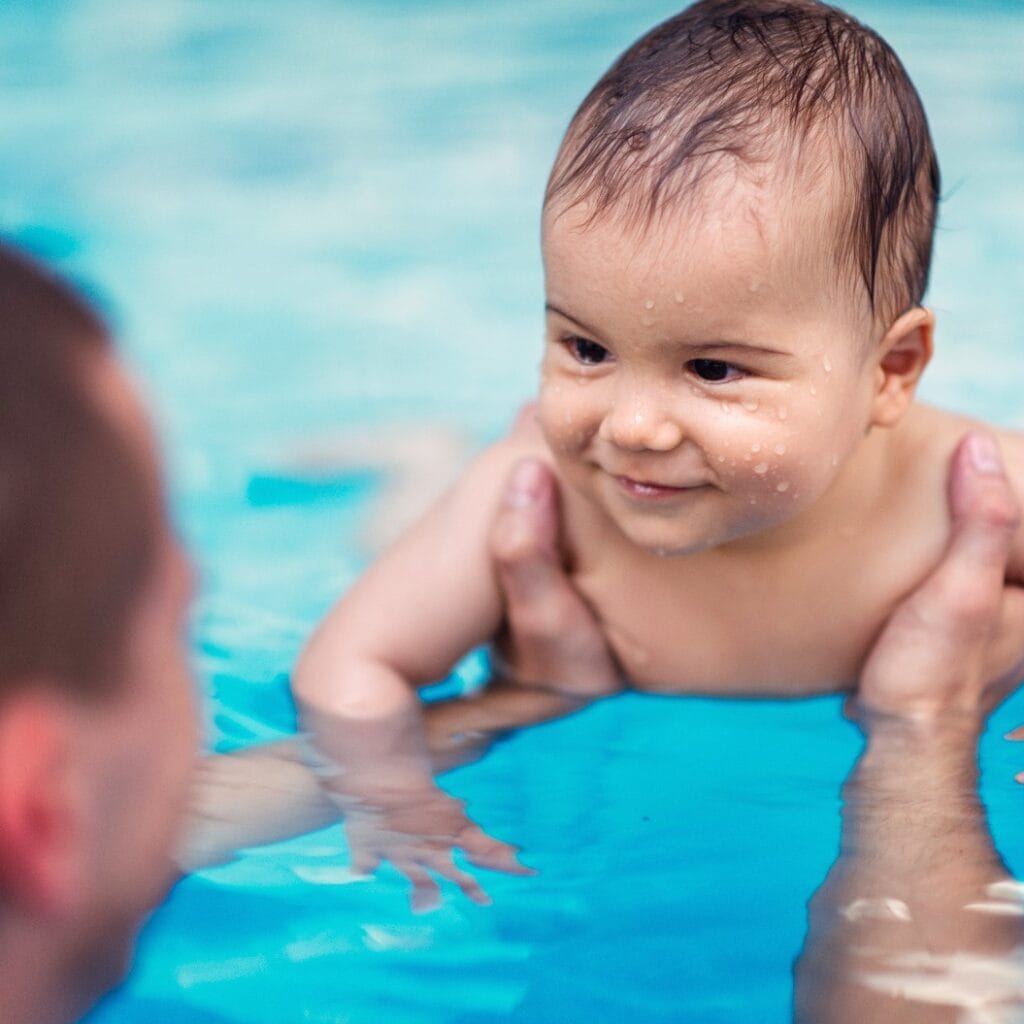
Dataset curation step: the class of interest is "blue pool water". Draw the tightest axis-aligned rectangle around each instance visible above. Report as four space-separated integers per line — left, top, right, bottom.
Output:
0 1 1022 1021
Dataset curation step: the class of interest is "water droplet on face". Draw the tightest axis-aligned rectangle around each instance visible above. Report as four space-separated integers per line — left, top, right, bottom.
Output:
720 402 733 415
748 497 758 505
823 355 833 373
809 384 817 396
776 481 791 493
831 454 839 467
717 455 726 463
777 407 788 420
743 453 752 462
742 399 759 412
643 298 655 310
773 443 786 455
754 462 769 475
674 291 685 304
751 442 762 453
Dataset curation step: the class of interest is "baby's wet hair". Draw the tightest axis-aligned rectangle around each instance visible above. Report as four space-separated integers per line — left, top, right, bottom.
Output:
546 0 940 324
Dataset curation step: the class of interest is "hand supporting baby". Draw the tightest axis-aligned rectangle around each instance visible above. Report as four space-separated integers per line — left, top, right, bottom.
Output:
300 425 1024 913
859 430 1024 717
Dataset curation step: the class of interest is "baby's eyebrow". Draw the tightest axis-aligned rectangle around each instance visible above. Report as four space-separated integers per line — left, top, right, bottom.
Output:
693 340 792 359
544 303 604 342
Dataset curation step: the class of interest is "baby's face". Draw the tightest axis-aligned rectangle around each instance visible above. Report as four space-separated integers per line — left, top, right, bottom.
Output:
539 184 882 556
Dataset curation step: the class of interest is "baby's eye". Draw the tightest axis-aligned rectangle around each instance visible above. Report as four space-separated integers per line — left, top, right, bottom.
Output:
687 358 743 383
565 336 611 366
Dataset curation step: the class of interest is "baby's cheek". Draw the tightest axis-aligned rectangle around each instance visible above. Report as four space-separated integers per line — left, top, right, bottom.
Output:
537 381 597 453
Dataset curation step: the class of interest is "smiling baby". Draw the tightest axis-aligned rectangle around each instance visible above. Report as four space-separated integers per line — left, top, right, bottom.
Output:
294 0 1024 897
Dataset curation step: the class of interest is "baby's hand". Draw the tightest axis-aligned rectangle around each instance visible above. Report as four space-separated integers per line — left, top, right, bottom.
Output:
334 776 534 912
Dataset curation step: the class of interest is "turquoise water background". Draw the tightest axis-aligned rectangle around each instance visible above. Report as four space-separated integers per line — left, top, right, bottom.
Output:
0 2 1021 1021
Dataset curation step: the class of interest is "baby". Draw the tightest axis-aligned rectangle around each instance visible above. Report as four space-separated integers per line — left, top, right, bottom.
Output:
294 0 1024 900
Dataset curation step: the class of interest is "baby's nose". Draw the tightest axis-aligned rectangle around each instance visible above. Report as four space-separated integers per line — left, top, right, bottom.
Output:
599 389 683 452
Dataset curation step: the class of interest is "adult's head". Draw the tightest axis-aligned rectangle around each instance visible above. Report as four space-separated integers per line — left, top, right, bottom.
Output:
0 244 197 1024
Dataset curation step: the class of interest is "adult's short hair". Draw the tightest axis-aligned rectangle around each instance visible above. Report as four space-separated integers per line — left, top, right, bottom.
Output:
0 244 158 697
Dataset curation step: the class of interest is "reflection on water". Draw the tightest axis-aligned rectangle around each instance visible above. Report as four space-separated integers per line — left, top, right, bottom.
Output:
795 709 1024 1023
178 689 1024 1023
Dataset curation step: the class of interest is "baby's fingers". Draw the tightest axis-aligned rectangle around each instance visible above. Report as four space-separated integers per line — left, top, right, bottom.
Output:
397 853 490 911
459 824 537 876
349 846 382 876
395 861 444 914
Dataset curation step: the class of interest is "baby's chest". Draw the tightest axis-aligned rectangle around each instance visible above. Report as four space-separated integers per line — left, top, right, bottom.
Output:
571 555 920 697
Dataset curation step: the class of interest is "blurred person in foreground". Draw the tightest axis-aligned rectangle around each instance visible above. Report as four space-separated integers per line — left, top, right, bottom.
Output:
0 245 197 1024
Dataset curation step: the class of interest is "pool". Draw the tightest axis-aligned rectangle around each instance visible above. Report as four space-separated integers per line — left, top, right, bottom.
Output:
0 1 1022 1020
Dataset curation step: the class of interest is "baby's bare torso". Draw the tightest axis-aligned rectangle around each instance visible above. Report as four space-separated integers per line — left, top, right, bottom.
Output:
512 405 1023 697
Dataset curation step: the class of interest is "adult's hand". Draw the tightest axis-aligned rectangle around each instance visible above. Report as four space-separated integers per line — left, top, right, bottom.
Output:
487 456 622 698
859 430 1024 717
424 452 622 773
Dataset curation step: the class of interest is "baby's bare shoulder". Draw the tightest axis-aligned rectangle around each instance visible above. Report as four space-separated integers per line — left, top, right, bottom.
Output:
905 403 1023 483
905 404 1024 580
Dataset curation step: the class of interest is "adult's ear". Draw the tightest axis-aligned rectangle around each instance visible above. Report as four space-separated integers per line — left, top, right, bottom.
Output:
0 690 84 918
870 307 934 428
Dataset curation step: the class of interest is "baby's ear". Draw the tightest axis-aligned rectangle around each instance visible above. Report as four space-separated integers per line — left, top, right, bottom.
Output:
870 307 934 428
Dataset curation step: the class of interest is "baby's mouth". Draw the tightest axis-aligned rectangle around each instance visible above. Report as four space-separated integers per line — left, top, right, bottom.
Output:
613 474 707 499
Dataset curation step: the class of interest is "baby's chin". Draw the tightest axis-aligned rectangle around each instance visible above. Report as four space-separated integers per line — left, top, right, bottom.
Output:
614 502 806 558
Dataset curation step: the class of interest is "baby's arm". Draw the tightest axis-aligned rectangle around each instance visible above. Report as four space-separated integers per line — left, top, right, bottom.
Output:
292 427 545 907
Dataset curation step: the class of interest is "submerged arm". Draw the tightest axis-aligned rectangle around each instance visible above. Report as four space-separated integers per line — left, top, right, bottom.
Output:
183 449 621 897
794 710 1023 1024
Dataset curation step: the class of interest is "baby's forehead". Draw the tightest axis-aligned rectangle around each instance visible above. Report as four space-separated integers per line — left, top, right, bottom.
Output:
542 162 874 338
546 158 847 275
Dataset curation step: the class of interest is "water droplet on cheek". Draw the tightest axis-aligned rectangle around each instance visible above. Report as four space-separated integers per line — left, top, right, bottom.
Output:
717 455 726 463
674 291 685 304
831 454 839 467
773 443 786 455
748 279 761 293
742 399 759 412
751 442 762 453
643 298 655 310
823 355 833 373
776 481 791 493
754 462 769 475
809 384 817 396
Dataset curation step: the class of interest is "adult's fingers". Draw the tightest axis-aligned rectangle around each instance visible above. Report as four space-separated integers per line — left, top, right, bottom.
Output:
489 458 621 695
859 431 1020 716
922 432 1021 636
